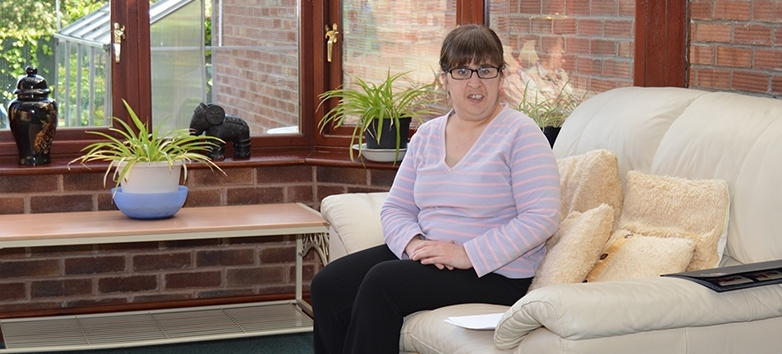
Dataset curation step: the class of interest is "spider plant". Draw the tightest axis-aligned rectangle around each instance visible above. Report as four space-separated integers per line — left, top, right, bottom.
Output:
317 70 434 161
515 81 585 128
69 99 225 191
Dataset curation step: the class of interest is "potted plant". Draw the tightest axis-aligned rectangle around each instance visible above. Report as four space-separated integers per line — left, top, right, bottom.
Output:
317 70 434 162
514 83 586 147
70 99 224 195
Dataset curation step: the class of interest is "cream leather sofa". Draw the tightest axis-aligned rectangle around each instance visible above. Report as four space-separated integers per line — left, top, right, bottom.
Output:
319 87 782 353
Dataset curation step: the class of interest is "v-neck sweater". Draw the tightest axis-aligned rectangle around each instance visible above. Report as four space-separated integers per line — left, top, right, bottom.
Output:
381 105 562 278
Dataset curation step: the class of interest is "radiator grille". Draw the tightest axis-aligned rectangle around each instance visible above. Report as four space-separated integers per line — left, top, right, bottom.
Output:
0 301 312 353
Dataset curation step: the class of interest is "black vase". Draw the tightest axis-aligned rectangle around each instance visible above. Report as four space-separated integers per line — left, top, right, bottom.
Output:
364 117 411 150
8 67 58 165
543 126 561 148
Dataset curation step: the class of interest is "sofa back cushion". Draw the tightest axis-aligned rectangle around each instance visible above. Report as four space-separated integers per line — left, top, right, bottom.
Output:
553 87 706 186
651 92 782 265
555 87 782 265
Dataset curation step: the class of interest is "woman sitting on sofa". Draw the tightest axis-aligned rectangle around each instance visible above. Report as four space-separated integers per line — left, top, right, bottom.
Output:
310 24 562 354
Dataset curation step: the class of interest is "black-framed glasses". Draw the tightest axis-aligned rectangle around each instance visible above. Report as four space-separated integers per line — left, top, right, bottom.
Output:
446 66 501 80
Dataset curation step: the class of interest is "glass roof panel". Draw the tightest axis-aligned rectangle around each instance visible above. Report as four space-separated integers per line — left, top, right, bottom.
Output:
54 0 195 46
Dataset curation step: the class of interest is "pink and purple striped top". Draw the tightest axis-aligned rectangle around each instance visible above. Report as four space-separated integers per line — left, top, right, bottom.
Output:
381 105 561 278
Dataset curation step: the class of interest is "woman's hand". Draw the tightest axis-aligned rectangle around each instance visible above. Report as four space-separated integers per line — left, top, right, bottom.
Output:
409 240 472 270
404 236 426 257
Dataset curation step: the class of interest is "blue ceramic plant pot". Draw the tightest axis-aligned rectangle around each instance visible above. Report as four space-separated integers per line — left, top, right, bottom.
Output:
111 186 188 220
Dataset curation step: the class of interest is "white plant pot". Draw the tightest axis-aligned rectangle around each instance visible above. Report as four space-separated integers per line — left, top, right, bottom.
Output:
119 161 183 194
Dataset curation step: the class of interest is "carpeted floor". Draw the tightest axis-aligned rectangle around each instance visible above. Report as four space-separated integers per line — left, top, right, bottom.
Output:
2 332 314 354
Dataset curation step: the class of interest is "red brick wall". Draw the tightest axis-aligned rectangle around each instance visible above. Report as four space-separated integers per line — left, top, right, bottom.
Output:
690 0 782 96
0 165 395 313
492 0 636 96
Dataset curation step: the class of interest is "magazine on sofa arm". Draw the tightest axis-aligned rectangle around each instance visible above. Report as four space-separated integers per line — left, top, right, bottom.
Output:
663 259 782 292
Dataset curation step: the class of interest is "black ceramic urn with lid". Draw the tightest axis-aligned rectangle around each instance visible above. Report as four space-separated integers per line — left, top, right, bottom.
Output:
7 66 58 165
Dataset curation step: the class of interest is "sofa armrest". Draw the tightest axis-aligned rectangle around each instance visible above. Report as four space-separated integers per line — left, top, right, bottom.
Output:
321 192 389 260
494 276 782 350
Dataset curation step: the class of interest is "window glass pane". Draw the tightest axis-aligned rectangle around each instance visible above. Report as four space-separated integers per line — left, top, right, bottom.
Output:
340 0 457 123
489 0 635 125
150 0 301 135
54 4 111 128
1 0 301 136
0 1 111 129
150 0 205 132
209 0 300 135
689 0 782 97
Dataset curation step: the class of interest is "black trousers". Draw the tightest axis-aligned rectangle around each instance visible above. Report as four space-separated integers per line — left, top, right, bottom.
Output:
310 244 532 354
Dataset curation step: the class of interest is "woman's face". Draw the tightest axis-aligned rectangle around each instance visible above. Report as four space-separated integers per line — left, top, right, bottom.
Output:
546 45 566 70
443 62 504 122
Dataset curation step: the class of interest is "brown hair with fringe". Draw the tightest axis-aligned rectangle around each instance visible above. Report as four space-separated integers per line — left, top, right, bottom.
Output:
439 24 506 74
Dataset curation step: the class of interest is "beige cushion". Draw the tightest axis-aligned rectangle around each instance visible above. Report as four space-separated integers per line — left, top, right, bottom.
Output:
586 230 696 282
618 170 730 271
557 149 623 224
529 204 614 291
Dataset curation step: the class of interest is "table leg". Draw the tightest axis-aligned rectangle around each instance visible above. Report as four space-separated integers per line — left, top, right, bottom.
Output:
296 232 328 316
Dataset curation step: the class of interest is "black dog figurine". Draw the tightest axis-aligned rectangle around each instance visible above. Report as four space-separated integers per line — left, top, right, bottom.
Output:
190 103 251 160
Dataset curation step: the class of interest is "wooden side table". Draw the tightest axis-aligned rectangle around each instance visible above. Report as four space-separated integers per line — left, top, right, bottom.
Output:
0 203 329 352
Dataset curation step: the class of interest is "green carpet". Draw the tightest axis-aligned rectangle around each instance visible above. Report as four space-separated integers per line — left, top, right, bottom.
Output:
3 332 314 354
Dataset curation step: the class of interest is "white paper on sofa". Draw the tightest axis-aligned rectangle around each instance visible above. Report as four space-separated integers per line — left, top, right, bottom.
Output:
444 313 504 330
